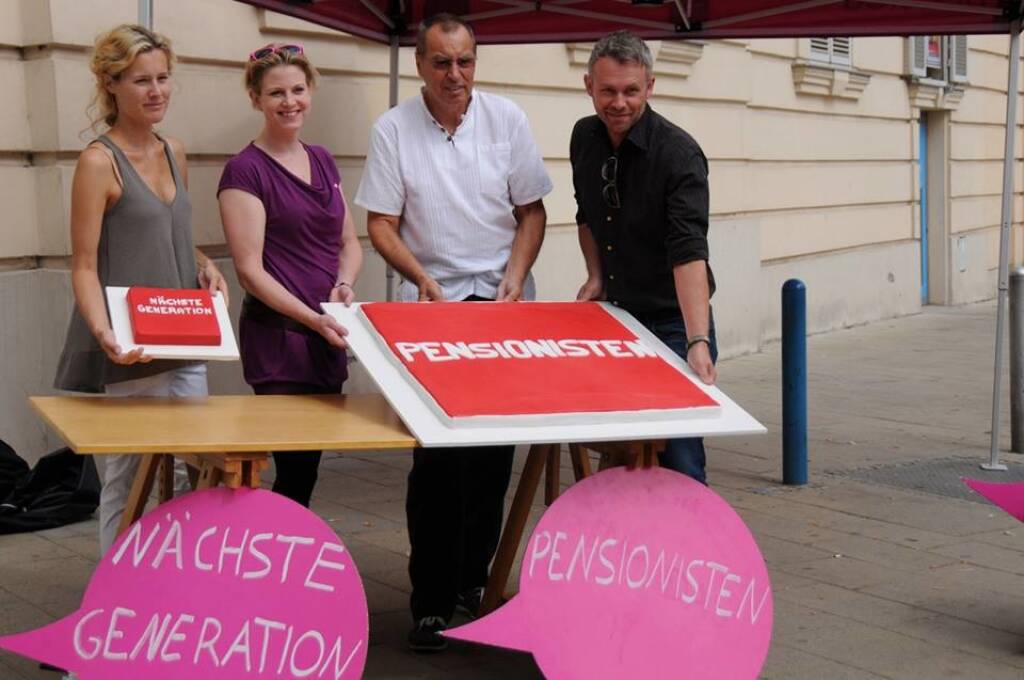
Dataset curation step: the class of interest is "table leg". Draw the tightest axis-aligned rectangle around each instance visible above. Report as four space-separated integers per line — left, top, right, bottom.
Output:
568 443 593 481
242 458 267 488
186 464 200 490
116 454 161 537
481 442 551 616
182 452 268 491
254 458 269 487
195 463 222 490
627 442 643 469
158 454 174 503
544 445 561 506
642 440 659 468
597 449 618 471
221 462 243 489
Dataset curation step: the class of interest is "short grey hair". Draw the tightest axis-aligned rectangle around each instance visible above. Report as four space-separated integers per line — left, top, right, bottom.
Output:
587 30 653 75
416 13 477 55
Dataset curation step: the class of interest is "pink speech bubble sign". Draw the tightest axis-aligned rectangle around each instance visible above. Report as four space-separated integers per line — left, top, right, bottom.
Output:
964 478 1024 522
446 467 773 679
0 487 368 679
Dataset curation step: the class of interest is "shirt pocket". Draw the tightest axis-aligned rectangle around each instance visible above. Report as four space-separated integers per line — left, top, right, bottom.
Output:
477 142 512 198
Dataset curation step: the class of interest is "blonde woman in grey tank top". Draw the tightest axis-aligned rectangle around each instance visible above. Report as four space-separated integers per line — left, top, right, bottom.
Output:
54 25 229 556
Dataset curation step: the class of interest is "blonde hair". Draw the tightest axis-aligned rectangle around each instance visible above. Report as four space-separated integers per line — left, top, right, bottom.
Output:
244 46 318 96
87 24 175 131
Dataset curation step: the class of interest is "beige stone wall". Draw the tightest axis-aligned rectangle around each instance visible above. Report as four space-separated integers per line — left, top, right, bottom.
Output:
1 0 1020 461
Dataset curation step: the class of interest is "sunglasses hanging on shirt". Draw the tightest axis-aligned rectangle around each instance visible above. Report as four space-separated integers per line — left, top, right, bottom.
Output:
602 155 620 209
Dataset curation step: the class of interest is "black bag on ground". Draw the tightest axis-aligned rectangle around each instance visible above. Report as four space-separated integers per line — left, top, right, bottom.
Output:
0 439 30 499
0 446 100 535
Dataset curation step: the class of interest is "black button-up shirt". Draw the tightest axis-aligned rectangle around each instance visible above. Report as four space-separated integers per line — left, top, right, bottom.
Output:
570 105 715 318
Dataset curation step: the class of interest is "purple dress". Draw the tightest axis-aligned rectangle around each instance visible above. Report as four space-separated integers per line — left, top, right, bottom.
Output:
218 143 347 391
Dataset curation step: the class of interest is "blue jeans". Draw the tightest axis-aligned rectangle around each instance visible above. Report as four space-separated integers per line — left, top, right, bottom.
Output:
641 313 718 484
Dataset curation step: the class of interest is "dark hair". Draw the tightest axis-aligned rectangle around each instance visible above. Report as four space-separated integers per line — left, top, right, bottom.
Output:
415 13 477 55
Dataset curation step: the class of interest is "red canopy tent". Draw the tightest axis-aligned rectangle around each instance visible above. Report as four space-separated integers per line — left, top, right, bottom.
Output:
233 0 1024 470
237 0 1016 42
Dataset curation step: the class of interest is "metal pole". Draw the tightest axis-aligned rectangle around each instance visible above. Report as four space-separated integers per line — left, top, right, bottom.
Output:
985 22 1022 471
389 35 399 107
384 35 400 302
1011 269 1024 452
782 279 808 485
138 0 153 28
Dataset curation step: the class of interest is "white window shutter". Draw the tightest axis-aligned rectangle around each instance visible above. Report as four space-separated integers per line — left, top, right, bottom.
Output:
809 38 830 62
831 37 852 66
950 35 968 82
906 36 927 77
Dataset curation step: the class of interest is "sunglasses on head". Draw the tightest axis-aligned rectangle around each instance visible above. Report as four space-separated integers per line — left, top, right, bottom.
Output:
248 43 304 62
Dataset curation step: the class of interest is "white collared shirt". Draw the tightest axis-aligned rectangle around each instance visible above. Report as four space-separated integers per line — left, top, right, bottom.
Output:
355 89 553 302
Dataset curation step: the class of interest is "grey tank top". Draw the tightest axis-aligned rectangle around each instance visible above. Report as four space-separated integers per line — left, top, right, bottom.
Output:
54 134 201 392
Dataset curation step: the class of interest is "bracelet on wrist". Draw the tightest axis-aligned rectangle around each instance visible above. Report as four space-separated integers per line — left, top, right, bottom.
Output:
686 334 711 351
332 281 352 290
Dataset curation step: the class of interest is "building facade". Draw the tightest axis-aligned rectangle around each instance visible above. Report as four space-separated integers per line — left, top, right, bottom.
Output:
1 0 1020 461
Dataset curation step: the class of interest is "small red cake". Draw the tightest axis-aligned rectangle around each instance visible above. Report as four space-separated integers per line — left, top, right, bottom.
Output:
126 287 221 346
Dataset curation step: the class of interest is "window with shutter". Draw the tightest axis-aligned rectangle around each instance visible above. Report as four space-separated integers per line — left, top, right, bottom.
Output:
906 36 927 77
950 35 968 83
809 37 851 66
794 37 869 99
906 36 967 84
926 36 943 68
904 35 966 112
831 38 852 66
809 38 831 62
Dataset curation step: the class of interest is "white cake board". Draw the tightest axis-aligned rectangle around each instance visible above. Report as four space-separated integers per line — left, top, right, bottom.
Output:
323 302 765 447
106 286 240 361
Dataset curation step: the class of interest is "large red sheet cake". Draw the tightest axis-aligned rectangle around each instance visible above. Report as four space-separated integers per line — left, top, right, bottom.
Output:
359 302 718 425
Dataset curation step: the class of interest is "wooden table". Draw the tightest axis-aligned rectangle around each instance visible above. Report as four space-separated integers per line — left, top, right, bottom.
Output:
30 394 416 535
30 393 653 618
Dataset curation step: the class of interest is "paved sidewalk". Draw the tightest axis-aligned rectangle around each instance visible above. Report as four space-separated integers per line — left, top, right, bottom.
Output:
3 301 1024 678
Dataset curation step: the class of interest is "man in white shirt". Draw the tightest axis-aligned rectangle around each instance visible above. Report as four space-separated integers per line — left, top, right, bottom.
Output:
355 13 552 653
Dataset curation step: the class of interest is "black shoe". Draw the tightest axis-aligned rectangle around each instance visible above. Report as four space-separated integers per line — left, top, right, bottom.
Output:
455 586 484 619
408 616 449 652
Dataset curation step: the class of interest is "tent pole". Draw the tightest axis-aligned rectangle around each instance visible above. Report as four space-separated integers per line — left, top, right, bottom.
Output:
389 35 399 108
385 35 399 302
138 0 153 28
986 21 1022 471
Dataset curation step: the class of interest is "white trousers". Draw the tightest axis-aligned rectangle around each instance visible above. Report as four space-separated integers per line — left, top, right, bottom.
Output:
98 364 207 555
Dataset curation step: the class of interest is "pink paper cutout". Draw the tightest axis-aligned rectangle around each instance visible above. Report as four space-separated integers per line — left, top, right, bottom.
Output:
446 467 773 679
964 478 1024 522
0 487 368 679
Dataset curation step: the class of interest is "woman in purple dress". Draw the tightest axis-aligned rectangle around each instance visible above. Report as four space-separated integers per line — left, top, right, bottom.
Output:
218 44 363 506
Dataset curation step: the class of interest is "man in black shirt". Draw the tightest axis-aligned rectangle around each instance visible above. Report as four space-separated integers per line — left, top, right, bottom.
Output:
571 30 717 483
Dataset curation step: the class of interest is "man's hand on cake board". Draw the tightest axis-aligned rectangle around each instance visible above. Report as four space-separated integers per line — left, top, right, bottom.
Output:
687 343 716 386
417 277 444 302
575 276 604 302
497 275 525 302
97 328 150 365
674 261 717 386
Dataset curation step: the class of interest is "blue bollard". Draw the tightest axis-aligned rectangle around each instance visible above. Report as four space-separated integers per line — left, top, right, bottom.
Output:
782 279 808 485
